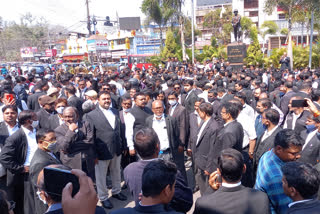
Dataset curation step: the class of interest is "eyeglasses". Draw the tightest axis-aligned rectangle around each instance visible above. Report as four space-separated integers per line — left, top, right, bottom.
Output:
102 88 110 91
174 87 180 90
8 201 15 211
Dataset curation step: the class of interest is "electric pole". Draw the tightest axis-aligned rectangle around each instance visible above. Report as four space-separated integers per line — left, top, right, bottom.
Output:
191 0 195 64
86 0 91 35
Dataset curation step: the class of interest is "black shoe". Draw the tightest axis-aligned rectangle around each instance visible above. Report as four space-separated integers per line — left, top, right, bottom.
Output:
101 199 113 209
121 184 127 190
112 192 127 201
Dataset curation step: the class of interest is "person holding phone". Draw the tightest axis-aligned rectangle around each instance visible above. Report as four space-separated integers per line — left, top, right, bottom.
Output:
194 148 270 214
283 96 310 135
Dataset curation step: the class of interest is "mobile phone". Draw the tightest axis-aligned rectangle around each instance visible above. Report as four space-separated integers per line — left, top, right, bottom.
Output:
43 167 80 197
291 99 308 108
217 174 222 184
5 94 14 103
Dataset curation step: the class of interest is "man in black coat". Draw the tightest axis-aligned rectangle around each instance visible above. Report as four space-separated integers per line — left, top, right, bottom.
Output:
37 95 56 129
254 109 282 175
29 129 61 214
193 103 223 195
86 91 126 209
284 96 310 135
280 81 296 117
194 148 270 214
0 110 38 214
181 80 198 114
27 80 48 111
0 105 20 194
282 162 320 214
279 52 290 71
55 107 95 180
298 117 320 166
145 100 187 181
65 84 83 118
167 91 189 147
216 101 244 152
130 92 153 135
124 128 193 213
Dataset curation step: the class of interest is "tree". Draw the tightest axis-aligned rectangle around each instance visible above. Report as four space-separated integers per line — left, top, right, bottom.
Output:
141 0 175 48
245 25 264 66
261 21 279 51
161 30 178 58
202 6 233 44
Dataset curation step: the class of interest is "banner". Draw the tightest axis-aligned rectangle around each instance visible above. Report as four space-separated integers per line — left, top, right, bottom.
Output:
20 47 37 58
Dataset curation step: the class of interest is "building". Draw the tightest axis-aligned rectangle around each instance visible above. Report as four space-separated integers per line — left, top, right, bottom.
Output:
195 0 232 50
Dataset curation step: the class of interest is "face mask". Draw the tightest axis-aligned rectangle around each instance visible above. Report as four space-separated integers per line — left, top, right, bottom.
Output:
262 124 268 130
306 124 316 133
208 97 215 103
31 120 39 128
279 92 285 97
56 106 65 114
124 108 131 113
36 191 47 205
168 100 177 106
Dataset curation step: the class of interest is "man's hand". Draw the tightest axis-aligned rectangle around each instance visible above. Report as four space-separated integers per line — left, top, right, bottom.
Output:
69 123 78 132
178 145 184 153
62 169 98 214
187 149 192 157
204 170 210 176
248 151 254 160
305 98 318 114
23 166 29 173
208 171 221 190
129 149 136 156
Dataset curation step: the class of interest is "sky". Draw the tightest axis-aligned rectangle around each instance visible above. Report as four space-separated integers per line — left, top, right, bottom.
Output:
0 0 192 31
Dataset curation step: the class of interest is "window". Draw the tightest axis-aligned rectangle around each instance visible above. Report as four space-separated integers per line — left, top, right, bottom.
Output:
244 0 258 9
278 13 286 20
249 11 258 17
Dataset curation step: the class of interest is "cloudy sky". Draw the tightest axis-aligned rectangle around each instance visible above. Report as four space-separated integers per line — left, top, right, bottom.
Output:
1 0 192 31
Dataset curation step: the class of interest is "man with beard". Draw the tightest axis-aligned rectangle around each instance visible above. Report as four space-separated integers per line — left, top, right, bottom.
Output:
36 95 56 129
255 99 273 139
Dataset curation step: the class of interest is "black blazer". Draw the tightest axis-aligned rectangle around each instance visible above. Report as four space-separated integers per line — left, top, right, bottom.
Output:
285 110 310 135
27 91 46 111
67 95 84 118
55 121 95 170
169 104 188 146
194 185 270 214
145 115 182 152
130 105 153 135
194 116 223 172
280 91 296 117
36 108 52 129
181 90 198 113
286 199 320 214
0 128 28 186
187 112 201 151
253 126 282 171
0 122 12 148
110 204 182 214
216 120 243 152
86 107 124 160
299 133 320 166
47 206 106 214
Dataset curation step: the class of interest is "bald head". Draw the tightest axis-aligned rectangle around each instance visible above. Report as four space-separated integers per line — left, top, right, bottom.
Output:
63 106 79 124
259 92 269 100
152 100 164 117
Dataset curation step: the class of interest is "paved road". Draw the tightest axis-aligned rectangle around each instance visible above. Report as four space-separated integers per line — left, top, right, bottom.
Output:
99 161 200 214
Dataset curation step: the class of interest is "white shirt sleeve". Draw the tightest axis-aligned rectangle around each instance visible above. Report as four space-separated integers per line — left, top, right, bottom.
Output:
124 113 135 150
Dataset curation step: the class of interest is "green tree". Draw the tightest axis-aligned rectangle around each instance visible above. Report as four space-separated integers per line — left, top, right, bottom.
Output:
141 0 175 47
245 25 264 66
202 6 233 44
161 30 178 58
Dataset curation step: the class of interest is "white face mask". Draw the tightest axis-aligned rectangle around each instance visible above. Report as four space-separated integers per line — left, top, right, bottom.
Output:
56 106 65 114
31 120 39 128
36 191 47 205
168 100 177 106
124 108 131 113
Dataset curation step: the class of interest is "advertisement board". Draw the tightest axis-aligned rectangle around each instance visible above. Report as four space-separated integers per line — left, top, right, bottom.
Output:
20 47 38 58
87 39 109 52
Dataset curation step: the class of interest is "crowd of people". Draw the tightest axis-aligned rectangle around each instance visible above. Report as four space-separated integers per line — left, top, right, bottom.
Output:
0 56 320 214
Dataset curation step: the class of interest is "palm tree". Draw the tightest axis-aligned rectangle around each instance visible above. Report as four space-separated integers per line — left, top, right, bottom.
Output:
261 21 279 51
141 0 175 48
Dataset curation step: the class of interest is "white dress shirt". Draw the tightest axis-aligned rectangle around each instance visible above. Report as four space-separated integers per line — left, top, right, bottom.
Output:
22 126 37 166
291 112 302 130
196 118 210 145
221 181 241 188
6 123 19 136
99 105 115 129
152 114 170 151
169 103 178 116
303 129 318 150
261 125 279 142
241 103 255 122
123 110 135 150
237 111 257 148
